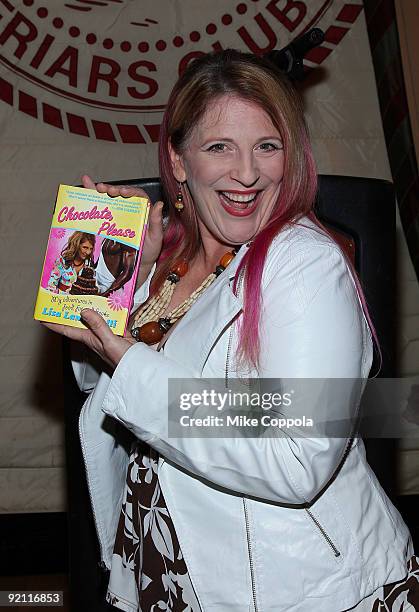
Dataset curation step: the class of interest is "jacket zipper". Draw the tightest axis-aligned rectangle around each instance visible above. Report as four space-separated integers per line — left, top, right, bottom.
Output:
304 434 354 558
305 434 355 559
226 272 259 611
227 329 259 610
224 323 234 388
225 270 244 387
305 508 341 557
243 498 259 612
78 411 108 570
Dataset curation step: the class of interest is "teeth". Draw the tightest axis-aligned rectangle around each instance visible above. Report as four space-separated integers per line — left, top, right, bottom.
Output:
221 191 256 203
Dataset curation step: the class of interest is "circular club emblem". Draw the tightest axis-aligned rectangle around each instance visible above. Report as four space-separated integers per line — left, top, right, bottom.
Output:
0 0 363 142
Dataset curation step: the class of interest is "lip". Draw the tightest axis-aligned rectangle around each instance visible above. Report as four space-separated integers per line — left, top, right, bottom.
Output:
218 190 261 217
220 189 259 195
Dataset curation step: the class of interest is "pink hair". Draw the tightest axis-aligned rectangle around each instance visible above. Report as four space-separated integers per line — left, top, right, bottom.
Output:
233 126 318 367
157 50 379 370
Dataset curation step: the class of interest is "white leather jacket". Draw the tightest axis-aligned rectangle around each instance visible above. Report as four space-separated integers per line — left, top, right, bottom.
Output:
75 218 413 611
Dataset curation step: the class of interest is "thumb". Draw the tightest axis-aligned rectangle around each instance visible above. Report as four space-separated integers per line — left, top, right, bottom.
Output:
80 308 113 340
148 201 164 236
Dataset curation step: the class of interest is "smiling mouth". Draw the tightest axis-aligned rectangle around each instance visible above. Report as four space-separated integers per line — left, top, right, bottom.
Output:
218 190 260 214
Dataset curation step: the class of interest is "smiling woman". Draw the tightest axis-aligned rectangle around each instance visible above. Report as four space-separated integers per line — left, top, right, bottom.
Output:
47 50 418 611
169 96 285 247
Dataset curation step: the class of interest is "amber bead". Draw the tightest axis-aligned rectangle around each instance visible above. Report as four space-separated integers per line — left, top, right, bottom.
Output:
138 321 164 344
171 261 188 277
220 252 235 268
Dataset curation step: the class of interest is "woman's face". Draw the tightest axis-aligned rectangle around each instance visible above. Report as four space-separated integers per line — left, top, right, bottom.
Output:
171 95 285 247
77 240 94 261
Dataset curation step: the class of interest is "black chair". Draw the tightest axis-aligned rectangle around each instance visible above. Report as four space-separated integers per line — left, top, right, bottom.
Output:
63 175 397 610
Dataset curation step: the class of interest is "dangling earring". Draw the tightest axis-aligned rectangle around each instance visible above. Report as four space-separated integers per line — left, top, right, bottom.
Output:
174 182 184 212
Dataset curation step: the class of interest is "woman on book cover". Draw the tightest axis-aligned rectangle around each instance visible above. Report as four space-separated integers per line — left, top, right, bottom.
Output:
47 231 96 294
44 50 418 611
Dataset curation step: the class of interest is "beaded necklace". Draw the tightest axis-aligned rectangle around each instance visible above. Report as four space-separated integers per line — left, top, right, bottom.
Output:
131 249 236 345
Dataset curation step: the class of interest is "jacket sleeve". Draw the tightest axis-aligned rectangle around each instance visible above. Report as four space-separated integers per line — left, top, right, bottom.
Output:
47 256 64 292
101 241 373 504
71 264 156 393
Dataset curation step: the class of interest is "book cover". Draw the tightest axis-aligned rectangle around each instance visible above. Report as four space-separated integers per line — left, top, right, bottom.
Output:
34 184 150 335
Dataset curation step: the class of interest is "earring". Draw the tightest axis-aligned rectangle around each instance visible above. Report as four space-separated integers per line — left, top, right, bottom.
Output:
174 182 184 211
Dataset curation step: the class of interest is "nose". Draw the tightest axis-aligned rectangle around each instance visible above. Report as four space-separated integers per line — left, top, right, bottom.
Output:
230 151 260 187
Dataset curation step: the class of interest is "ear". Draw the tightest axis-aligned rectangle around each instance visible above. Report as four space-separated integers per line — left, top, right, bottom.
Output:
168 140 187 183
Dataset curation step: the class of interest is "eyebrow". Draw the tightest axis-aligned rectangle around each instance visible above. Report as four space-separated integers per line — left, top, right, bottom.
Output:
200 136 283 144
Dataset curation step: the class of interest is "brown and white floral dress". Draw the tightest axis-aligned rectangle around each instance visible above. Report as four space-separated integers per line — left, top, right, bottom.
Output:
106 441 201 611
106 440 419 612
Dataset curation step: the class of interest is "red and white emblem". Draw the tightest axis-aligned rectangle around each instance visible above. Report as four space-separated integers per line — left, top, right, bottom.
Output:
0 0 363 142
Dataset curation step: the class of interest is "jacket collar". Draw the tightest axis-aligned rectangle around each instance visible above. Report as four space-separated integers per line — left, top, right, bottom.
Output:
227 242 251 281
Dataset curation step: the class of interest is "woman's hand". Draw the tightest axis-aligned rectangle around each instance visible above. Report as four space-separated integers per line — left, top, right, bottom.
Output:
43 308 135 369
81 175 164 270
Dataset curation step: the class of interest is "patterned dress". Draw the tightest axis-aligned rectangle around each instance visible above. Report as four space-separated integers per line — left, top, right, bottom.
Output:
106 441 201 611
106 441 419 612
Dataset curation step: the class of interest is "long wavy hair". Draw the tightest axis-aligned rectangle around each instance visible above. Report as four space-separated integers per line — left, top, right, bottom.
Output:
157 49 377 370
61 231 95 266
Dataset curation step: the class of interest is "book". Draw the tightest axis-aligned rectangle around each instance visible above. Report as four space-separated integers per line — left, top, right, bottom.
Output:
34 184 150 335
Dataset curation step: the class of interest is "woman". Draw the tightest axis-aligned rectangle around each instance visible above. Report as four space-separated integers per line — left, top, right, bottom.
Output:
47 51 418 611
47 231 96 293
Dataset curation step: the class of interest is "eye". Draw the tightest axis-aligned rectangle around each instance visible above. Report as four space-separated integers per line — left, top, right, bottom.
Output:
257 142 283 152
205 143 228 153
